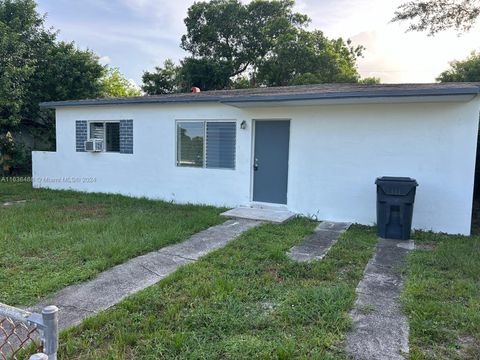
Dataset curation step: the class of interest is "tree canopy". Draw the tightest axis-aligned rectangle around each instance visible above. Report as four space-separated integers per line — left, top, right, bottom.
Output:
101 67 141 97
0 0 53 128
143 0 367 94
392 0 480 34
437 52 480 82
0 0 105 132
142 59 179 95
181 0 309 79
257 30 363 86
0 0 115 173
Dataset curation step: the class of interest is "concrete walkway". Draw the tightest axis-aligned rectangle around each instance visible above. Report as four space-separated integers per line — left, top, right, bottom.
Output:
29 219 261 330
287 221 351 262
346 238 414 360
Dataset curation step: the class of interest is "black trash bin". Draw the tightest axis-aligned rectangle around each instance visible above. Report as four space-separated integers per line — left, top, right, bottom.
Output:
375 176 418 240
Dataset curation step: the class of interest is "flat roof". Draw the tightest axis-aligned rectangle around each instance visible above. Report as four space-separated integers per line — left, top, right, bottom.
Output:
40 82 480 108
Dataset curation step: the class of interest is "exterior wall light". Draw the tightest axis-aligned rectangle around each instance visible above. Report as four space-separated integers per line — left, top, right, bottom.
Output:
240 120 247 130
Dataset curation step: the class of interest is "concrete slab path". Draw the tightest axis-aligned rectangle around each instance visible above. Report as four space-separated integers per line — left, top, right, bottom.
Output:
346 238 414 360
29 219 261 330
221 207 295 223
287 221 351 262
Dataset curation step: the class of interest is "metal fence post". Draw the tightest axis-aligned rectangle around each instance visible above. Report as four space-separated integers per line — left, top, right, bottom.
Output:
42 305 59 360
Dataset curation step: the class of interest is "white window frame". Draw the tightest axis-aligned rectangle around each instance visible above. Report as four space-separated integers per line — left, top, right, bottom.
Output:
175 120 236 170
88 120 121 153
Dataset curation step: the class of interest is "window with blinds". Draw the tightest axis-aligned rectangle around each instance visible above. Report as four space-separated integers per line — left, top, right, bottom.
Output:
206 122 236 169
176 121 236 169
89 121 120 152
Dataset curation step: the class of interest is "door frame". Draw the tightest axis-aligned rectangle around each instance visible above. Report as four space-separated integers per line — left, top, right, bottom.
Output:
250 118 291 206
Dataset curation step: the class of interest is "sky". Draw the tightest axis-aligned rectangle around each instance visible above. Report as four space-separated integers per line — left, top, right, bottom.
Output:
36 0 480 86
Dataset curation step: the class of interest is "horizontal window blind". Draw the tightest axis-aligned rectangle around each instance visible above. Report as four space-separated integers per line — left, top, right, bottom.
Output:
206 122 236 169
90 123 104 139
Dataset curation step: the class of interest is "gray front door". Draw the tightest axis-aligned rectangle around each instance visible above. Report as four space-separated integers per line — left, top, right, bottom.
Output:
253 120 290 204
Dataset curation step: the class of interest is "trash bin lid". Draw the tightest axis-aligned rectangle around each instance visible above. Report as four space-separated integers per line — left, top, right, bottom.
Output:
375 176 418 185
375 176 418 196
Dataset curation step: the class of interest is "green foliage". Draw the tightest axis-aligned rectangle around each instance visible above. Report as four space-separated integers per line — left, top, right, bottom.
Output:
437 52 480 82
0 0 106 171
181 0 246 74
257 30 363 86
0 182 225 305
0 132 31 175
392 0 480 34
144 57 234 93
232 76 251 89
25 41 105 128
142 59 179 95
0 0 52 128
178 57 233 91
0 131 14 174
181 0 309 78
101 67 141 97
0 0 104 129
144 0 364 93
358 77 381 84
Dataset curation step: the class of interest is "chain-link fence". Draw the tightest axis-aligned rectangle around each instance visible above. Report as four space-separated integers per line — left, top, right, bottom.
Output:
0 303 58 360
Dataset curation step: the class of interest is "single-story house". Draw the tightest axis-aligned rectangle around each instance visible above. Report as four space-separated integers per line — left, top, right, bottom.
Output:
34 83 480 235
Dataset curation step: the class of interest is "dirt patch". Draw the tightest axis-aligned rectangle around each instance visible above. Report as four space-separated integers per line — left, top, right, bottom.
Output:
264 267 283 283
61 203 107 218
456 335 479 359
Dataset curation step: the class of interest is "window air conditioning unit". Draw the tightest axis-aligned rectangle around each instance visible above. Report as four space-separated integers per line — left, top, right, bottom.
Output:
85 139 103 152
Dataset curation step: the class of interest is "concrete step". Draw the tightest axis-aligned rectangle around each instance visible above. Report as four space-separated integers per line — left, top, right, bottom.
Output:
221 207 295 223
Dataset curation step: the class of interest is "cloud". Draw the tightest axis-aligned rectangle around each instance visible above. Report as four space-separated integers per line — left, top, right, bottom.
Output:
98 55 111 65
37 0 480 84
351 23 480 83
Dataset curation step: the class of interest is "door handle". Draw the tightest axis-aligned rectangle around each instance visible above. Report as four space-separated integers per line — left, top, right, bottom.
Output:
254 158 259 171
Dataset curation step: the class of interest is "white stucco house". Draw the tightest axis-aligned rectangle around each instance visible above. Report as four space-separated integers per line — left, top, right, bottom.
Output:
33 83 480 235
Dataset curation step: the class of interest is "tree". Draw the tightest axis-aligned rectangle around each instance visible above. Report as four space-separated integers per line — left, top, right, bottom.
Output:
144 0 366 92
392 0 480 34
1 0 106 172
437 52 480 82
25 42 105 122
178 58 233 91
257 30 363 86
0 0 54 128
142 59 179 95
101 67 141 97
181 0 309 84
1 0 106 131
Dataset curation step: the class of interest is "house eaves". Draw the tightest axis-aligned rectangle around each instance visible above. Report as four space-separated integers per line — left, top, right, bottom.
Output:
39 83 480 109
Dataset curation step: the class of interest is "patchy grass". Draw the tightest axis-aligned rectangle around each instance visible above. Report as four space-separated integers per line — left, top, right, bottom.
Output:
58 220 378 359
402 231 480 359
0 182 225 305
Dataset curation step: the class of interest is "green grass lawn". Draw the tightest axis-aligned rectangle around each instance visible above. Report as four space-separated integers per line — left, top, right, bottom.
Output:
0 182 225 306
58 220 378 359
6 182 479 359
402 231 480 359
